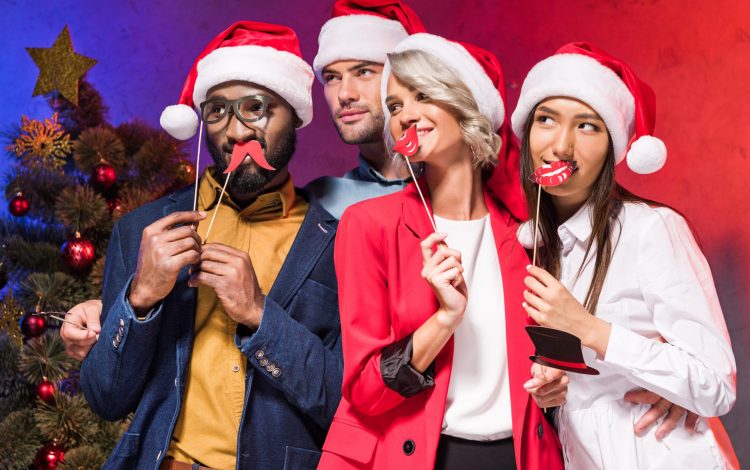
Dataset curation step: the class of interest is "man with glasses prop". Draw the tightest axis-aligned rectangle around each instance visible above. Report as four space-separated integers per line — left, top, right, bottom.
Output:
74 22 343 470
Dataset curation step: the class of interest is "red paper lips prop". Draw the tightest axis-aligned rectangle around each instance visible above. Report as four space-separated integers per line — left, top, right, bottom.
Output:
530 160 577 187
393 124 419 157
226 140 275 173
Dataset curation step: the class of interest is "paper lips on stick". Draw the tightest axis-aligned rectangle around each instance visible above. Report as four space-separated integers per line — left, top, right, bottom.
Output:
393 124 419 157
529 160 578 186
226 140 275 173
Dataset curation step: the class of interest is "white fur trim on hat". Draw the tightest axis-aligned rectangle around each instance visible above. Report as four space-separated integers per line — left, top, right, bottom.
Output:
381 33 505 131
313 14 408 83
193 45 314 128
160 104 199 140
626 135 666 174
510 53 635 164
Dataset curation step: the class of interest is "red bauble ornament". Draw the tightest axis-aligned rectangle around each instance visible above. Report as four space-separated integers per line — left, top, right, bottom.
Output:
61 232 96 270
91 163 117 191
36 379 56 403
175 159 196 185
35 441 65 469
9 192 30 216
20 313 47 338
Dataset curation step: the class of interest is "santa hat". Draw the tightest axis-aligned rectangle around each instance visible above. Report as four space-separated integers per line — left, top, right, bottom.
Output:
160 21 314 140
382 33 527 220
313 0 426 83
511 42 666 174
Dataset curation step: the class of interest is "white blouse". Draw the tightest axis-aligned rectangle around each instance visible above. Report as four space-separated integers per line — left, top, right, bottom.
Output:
519 202 736 469
435 214 513 441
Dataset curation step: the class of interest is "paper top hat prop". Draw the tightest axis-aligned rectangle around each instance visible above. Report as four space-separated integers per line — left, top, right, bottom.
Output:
526 325 599 375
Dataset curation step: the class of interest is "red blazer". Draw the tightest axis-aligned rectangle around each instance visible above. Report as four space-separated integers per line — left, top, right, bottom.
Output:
318 180 564 470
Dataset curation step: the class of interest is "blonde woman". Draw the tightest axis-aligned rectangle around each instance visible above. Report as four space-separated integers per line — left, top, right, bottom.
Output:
318 33 564 470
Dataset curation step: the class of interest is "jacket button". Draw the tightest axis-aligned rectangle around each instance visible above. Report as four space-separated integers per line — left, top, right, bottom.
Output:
271 367 281 378
259 358 269 367
255 350 264 360
402 439 415 456
537 422 544 438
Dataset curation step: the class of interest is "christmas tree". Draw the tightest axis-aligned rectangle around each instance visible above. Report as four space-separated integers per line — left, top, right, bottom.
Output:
0 26 195 469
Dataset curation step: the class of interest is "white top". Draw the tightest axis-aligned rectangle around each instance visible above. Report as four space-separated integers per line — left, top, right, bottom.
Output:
435 214 513 441
519 202 737 469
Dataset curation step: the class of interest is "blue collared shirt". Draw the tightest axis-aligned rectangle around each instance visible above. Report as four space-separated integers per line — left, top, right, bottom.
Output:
305 155 410 219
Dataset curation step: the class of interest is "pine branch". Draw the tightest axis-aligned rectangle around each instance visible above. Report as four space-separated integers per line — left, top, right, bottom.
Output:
59 445 107 470
116 120 160 158
35 392 96 448
73 127 126 173
48 79 108 137
131 132 182 186
0 216 63 243
54 186 111 235
19 272 96 312
5 167 78 222
0 333 35 420
93 414 130 454
19 332 78 384
1 235 66 274
87 256 105 292
116 184 165 217
0 409 43 470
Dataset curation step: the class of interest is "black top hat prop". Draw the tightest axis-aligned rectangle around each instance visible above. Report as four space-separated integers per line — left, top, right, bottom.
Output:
526 325 599 375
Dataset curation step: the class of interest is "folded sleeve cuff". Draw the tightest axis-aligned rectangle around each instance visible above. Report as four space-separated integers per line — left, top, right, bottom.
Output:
380 334 435 398
602 322 651 371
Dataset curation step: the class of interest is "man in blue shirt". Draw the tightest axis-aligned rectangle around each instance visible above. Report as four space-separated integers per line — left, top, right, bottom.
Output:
304 0 427 218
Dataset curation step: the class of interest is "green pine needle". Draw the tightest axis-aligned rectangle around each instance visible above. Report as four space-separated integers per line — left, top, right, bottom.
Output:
59 445 107 470
19 272 96 312
54 185 111 234
0 409 43 470
35 392 96 448
19 332 78 384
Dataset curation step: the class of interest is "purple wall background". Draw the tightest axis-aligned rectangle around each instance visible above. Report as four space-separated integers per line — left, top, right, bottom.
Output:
2 0 748 464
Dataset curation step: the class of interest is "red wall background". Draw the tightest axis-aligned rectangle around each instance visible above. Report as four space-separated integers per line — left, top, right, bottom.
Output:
2 0 747 463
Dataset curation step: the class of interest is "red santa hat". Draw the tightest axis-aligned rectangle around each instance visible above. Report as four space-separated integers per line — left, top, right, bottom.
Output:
313 0 426 83
382 33 526 220
511 42 666 174
160 21 314 140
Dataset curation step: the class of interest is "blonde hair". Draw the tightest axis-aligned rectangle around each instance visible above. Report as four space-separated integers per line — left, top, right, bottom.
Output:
386 49 501 167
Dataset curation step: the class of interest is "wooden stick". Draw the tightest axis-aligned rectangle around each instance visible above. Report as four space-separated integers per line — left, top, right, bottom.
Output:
33 312 92 331
532 185 542 267
192 121 204 212
203 171 231 244
403 157 437 232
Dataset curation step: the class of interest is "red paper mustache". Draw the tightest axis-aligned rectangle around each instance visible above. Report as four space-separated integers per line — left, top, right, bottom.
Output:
225 140 275 174
530 160 578 187
393 124 419 157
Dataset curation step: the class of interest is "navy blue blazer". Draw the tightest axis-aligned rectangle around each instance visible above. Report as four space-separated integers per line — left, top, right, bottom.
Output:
80 183 342 470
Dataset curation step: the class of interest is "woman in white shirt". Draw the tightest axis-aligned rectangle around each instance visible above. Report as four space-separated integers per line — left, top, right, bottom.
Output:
512 42 737 469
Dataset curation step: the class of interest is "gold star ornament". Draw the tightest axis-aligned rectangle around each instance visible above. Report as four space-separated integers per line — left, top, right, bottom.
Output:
26 25 97 105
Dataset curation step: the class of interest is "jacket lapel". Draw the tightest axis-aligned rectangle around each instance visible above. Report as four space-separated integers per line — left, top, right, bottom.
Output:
401 177 436 241
268 194 337 308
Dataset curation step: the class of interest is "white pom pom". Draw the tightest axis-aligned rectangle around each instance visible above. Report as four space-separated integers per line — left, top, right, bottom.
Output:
160 104 199 141
626 135 667 174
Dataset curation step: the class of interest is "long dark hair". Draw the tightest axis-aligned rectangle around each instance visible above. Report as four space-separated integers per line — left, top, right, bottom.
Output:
519 104 667 313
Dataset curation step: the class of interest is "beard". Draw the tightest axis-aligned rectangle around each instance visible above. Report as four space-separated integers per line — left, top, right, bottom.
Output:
332 108 385 145
207 127 297 203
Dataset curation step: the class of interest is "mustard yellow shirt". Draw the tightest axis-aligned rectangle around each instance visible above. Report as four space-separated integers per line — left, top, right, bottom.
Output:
168 169 308 470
